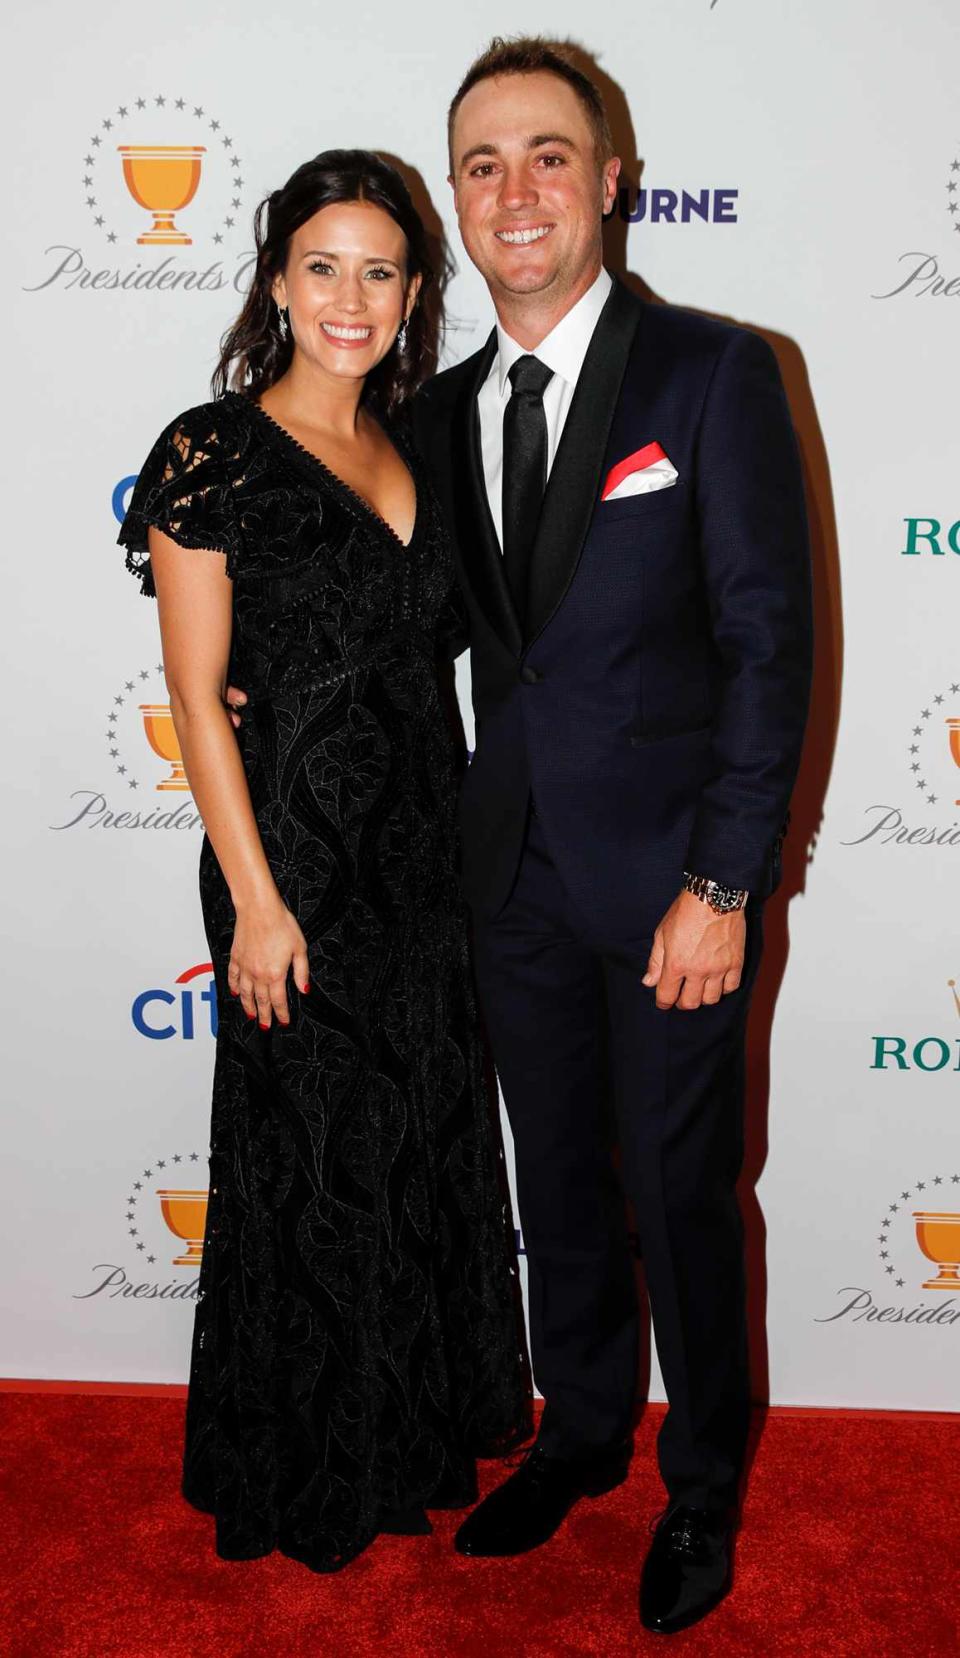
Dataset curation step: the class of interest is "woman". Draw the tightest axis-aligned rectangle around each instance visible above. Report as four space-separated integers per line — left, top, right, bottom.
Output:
120 150 530 1573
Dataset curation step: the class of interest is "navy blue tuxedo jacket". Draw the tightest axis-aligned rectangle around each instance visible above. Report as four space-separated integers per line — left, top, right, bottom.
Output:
413 279 813 941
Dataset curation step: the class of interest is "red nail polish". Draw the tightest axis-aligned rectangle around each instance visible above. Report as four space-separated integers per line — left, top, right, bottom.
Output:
229 988 239 998
302 982 311 994
258 1021 270 1031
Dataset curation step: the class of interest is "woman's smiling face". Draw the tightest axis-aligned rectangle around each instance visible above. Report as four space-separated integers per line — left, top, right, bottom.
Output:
273 199 419 384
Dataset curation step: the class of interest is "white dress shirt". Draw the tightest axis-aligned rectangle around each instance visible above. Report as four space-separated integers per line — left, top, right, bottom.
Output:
478 267 613 548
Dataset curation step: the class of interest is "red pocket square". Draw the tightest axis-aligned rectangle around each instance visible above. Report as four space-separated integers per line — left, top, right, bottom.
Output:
602 442 672 502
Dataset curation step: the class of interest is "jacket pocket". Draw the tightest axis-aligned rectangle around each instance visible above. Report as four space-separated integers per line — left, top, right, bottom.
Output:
599 480 688 525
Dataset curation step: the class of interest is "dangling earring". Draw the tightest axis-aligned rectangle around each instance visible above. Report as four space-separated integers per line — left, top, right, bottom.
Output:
396 318 408 352
277 304 288 341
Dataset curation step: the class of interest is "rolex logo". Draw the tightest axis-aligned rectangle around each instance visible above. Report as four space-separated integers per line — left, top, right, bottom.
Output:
869 974 960 1073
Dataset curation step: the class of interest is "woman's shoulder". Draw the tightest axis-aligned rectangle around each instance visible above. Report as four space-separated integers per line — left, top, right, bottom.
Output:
119 395 249 591
149 394 247 470
129 393 249 502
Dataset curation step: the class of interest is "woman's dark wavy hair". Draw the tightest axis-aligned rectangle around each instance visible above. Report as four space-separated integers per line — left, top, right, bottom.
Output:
213 149 436 416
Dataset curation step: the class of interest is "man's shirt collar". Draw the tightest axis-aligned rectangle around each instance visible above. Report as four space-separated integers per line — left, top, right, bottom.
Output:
494 267 613 397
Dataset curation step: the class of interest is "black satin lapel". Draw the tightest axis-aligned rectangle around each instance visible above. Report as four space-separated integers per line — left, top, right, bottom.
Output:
525 282 643 647
449 332 523 657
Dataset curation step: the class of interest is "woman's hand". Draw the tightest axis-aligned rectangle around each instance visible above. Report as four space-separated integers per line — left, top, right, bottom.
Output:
225 685 247 730
228 892 310 1029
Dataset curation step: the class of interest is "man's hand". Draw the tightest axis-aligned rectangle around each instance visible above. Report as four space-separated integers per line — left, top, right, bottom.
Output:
643 891 746 1011
224 684 247 730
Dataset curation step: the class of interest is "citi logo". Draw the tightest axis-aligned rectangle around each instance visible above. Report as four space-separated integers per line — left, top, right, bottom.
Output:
901 518 960 556
871 980 960 1073
132 961 217 1040
113 475 137 523
616 185 738 224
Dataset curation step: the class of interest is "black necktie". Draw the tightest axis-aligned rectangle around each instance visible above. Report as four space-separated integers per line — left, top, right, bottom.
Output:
502 354 554 628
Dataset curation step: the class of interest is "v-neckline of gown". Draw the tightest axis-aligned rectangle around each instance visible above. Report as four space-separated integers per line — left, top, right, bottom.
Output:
234 391 421 553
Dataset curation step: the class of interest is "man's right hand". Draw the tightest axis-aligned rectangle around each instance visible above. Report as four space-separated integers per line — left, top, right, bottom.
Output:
225 685 248 730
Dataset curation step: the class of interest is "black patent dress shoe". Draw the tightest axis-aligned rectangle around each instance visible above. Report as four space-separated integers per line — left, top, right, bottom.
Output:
454 1439 631 1557
639 1504 735 1634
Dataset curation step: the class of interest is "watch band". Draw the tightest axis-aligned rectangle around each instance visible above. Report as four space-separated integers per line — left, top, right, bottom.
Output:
682 871 749 914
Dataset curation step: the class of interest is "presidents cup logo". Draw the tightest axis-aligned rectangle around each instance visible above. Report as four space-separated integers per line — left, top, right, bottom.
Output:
872 143 960 302
50 663 202 833
140 704 189 792
841 675 960 852
817 1174 960 1329
117 142 206 249
74 1151 207 1305
25 94 252 297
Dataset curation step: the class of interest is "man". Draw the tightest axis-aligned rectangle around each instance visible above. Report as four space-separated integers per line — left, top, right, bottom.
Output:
412 37 812 1636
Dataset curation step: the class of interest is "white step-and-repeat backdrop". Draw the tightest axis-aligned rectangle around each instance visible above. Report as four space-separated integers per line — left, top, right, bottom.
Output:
5 0 958 1408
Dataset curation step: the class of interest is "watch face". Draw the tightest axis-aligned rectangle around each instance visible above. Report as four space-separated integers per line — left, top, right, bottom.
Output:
683 873 746 911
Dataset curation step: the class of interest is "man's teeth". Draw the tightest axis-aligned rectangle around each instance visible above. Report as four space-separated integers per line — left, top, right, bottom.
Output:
323 324 372 339
496 226 552 245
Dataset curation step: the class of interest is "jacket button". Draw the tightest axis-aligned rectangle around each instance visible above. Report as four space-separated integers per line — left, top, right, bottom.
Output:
520 665 542 685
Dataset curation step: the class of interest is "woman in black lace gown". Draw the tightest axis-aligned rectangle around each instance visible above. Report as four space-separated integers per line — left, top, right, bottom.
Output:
120 151 530 1572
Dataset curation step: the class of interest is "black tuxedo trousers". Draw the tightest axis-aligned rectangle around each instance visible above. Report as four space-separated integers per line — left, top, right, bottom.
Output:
473 810 761 1509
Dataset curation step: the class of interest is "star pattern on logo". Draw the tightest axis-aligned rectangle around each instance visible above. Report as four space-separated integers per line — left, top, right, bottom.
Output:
877 1176 960 1291
82 98 244 245
103 663 183 793
124 1151 206 1271
906 679 960 804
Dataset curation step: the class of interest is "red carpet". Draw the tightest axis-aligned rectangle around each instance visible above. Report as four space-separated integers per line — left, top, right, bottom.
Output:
2 1392 957 1658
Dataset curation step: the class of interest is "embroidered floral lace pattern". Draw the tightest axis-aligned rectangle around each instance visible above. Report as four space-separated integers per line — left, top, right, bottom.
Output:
119 394 530 1572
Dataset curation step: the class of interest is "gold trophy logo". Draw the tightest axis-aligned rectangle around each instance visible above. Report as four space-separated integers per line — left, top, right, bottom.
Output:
156 1189 208 1267
117 144 206 245
139 703 188 791
912 1211 960 1291
947 718 960 806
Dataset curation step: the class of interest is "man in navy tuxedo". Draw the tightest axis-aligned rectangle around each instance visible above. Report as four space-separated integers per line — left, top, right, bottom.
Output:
412 37 813 1635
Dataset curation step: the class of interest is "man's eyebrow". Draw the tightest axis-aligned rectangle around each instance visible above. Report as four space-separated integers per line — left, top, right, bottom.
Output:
459 143 497 168
459 133 578 169
527 133 577 150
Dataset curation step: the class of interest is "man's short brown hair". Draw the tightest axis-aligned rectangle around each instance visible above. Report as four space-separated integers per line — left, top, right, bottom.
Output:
448 36 615 170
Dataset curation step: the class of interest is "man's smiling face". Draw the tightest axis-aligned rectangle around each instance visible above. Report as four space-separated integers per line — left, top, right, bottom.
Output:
450 70 620 309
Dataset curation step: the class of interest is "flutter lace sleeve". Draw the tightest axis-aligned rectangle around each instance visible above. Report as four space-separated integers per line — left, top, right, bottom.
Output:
118 401 242 596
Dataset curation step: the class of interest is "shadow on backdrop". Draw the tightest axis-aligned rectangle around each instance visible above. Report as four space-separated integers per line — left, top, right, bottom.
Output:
583 50 844 1447
378 151 456 380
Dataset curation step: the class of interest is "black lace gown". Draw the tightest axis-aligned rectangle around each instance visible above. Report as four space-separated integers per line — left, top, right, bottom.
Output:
120 392 530 1572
